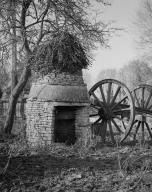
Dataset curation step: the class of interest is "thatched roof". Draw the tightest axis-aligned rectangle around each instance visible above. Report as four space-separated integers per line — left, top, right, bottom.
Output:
30 31 91 75
28 83 90 104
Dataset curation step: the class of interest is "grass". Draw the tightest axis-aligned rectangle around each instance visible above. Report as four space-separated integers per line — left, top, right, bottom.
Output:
0 135 152 191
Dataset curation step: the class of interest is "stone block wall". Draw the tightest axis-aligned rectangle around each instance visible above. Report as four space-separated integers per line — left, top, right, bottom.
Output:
35 71 85 86
75 106 91 146
26 100 91 148
26 100 55 147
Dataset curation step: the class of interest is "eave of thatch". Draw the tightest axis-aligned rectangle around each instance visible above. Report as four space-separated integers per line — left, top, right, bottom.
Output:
28 83 90 103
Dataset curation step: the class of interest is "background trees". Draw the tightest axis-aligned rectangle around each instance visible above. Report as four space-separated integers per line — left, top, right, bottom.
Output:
117 60 152 90
0 47 9 90
96 68 116 82
96 60 152 90
135 0 152 61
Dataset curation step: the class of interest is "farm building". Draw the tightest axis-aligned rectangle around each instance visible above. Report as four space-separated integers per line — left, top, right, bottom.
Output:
26 71 91 148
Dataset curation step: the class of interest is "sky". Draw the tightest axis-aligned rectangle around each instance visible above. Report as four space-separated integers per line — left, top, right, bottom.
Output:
88 0 141 82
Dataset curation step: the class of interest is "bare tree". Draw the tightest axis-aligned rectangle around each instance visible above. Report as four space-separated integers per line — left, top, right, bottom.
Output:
117 60 152 90
0 0 116 134
135 0 152 60
10 1 18 92
97 68 117 82
0 45 10 90
0 46 9 102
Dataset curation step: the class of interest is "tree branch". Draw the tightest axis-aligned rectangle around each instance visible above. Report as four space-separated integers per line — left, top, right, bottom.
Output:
36 0 51 46
32 0 39 21
20 0 32 55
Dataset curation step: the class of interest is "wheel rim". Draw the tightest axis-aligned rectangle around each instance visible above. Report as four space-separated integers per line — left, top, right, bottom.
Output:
131 84 152 142
89 79 135 144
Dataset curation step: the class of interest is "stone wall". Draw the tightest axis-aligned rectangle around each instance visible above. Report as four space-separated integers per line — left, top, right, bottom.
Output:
26 100 55 147
26 101 91 148
75 106 91 146
34 71 85 86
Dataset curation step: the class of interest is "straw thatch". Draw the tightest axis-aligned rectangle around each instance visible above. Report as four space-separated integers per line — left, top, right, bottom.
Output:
30 31 91 75
28 83 89 103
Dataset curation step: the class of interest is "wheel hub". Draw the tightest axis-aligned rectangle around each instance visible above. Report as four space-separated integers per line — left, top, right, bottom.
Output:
98 107 113 121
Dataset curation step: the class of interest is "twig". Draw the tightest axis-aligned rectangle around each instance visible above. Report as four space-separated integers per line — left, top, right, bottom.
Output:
129 161 149 191
116 138 125 177
0 148 12 175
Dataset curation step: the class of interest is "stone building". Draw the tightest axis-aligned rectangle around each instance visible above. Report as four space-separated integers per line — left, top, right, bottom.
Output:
26 71 91 148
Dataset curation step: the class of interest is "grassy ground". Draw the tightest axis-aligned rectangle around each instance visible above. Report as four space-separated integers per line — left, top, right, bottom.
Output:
0 137 152 192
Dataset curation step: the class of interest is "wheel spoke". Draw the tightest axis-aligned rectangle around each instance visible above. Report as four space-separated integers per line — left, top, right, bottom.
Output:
108 120 115 143
145 91 152 109
122 119 127 130
133 121 141 140
133 119 139 126
148 104 152 110
133 90 140 107
90 104 100 110
114 116 122 121
145 121 152 139
90 113 99 117
91 92 104 108
127 119 138 133
113 107 130 117
112 96 128 110
111 119 123 133
93 117 102 124
99 85 106 104
114 116 127 128
141 120 145 142
107 82 112 104
113 107 130 113
142 87 145 108
110 86 121 106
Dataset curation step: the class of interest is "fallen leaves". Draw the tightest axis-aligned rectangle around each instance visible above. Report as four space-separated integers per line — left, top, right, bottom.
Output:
0 140 152 191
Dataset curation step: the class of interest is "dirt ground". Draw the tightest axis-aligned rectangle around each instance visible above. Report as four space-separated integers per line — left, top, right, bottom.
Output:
0 141 152 192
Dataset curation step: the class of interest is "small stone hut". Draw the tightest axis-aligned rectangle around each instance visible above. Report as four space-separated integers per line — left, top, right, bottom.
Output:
26 32 92 148
26 71 91 147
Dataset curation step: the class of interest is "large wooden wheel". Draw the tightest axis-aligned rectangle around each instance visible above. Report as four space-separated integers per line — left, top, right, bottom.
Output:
89 79 135 144
128 84 152 142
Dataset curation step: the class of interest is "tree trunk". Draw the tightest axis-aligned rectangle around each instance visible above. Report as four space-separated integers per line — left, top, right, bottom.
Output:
11 6 17 92
4 1 18 134
3 0 32 134
4 66 31 134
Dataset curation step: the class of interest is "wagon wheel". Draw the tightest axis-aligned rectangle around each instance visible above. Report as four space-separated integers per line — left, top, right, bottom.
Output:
130 84 152 143
89 79 135 144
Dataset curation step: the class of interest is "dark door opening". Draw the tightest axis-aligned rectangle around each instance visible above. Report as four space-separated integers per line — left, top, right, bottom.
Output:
54 107 77 145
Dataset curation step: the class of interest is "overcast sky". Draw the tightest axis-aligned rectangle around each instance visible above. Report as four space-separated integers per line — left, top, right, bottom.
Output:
88 0 141 82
